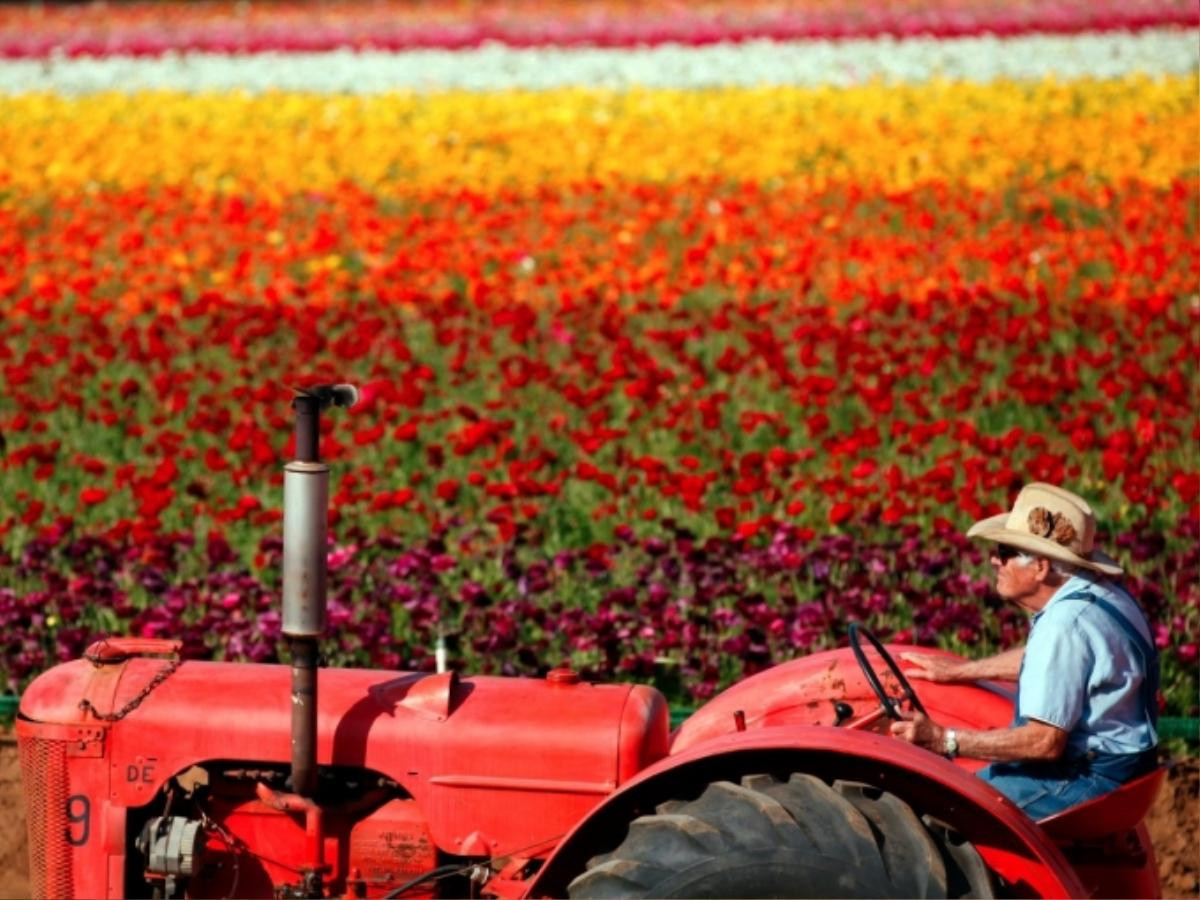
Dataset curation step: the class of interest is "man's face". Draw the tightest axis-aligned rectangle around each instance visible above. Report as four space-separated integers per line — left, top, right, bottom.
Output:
990 545 1046 609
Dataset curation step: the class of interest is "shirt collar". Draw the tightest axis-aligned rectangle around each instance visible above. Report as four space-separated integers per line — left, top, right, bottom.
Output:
1031 570 1104 623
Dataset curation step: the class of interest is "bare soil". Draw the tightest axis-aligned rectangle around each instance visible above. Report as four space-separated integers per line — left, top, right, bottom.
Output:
0 736 1195 898
1 736 27 900
1147 759 1200 899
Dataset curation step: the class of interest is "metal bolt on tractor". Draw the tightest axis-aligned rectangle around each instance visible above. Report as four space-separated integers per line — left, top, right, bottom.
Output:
18 386 1166 899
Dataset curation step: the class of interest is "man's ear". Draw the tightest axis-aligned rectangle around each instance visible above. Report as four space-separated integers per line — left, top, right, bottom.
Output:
1033 556 1054 582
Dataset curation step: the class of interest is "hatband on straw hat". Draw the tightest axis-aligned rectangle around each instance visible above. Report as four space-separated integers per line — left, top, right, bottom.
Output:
966 483 1122 576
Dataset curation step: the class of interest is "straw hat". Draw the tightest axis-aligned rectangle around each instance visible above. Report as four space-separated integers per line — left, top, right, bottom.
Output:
966 483 1122 576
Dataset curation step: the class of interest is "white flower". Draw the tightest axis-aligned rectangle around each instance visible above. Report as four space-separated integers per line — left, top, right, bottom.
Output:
0 28 1194 95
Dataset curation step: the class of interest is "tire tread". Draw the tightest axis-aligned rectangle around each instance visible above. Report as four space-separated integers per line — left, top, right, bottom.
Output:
567 772 993 899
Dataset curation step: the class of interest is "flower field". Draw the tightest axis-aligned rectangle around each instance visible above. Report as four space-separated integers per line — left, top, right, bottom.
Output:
1 1 1197 714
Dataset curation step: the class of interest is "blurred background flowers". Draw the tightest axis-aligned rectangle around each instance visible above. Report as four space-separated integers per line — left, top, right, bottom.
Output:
0 0 1196 712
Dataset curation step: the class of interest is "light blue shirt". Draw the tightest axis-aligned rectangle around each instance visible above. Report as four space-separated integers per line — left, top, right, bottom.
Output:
1017 572 1158 758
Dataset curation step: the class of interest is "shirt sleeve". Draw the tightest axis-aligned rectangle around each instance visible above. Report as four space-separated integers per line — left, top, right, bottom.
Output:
1018 604 1095 732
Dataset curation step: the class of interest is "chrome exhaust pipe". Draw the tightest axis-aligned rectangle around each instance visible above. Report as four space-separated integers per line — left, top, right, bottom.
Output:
282 384 357 798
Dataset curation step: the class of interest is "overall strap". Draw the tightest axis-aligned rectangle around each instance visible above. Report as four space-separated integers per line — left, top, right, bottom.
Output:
1059 588 1160 728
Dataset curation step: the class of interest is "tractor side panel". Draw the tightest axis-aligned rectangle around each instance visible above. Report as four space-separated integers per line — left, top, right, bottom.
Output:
388 680 669 856
1062 822 1160 899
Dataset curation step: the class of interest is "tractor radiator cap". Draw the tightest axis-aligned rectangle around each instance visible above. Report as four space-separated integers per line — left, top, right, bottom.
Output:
546 667 581 685
85 637 182 665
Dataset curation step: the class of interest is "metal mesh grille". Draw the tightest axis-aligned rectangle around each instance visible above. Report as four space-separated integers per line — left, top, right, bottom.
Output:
18 736 73 900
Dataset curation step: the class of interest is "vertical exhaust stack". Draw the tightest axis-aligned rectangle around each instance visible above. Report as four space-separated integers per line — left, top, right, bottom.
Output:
282 383 358 799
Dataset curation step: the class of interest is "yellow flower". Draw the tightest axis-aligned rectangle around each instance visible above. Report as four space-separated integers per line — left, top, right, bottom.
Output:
0 76 1193 196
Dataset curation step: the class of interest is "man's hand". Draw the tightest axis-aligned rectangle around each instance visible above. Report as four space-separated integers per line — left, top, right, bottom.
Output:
889 710 947 753
899 652 970 683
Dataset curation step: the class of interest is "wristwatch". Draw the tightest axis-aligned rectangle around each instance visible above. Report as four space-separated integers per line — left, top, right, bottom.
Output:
943 729 959 759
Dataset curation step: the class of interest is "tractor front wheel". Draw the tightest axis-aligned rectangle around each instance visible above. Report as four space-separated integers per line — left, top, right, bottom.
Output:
566 773 995 899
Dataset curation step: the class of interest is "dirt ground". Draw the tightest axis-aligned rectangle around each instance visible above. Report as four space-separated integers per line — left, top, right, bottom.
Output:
1 735 28 900
1146 758 1200 899
0 735 1195 898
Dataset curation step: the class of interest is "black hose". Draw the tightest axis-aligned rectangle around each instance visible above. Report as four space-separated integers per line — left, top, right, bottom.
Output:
381 864 465 899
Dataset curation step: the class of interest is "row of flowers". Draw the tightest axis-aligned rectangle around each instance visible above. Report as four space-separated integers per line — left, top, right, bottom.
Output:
3 176 1195 542
1 28 1195 95
1 0 1193 58
1 76 1194 195
3 516 1196 711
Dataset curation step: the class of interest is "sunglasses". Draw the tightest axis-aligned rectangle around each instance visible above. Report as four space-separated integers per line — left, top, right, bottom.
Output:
995 544 1023 562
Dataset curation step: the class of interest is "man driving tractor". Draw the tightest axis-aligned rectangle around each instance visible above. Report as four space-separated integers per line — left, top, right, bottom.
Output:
890 482 1160 818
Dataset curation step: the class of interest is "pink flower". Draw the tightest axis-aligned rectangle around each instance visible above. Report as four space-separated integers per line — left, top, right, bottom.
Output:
327 544 357 570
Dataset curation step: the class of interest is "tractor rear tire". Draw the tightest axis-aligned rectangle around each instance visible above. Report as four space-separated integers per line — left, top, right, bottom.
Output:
566 773 994 899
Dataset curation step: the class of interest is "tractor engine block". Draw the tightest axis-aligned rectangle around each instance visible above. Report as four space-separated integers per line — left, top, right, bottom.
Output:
124 764 440 899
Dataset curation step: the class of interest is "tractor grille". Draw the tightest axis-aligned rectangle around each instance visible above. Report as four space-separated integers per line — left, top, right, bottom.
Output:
18 735 74 900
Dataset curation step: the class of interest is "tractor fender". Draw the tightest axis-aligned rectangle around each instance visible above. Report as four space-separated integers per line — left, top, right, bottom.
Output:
525 725 1086 899
671 645 1016 754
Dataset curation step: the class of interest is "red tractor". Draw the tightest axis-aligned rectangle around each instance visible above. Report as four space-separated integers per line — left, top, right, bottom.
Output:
18 387 1165 898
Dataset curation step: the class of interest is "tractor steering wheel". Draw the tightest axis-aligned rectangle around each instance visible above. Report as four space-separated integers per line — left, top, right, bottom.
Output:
848 623 927 721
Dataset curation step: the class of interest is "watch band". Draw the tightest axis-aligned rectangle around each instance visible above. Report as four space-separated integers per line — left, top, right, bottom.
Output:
943 728 959 759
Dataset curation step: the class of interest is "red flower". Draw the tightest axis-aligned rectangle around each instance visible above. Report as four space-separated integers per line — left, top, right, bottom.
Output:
735 519 761 539
353 422 385 446
829 502 854 525
392 421 419 441
150 457 178 487
850 460 877 479
1170 472 1198 506
204 447 228 472
79 487 108 505
21 499 44 525
137 487 174 519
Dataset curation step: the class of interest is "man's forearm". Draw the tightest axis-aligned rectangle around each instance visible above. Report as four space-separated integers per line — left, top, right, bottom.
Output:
891 712 1067 762
957 646 1024 681
956 720 1064 762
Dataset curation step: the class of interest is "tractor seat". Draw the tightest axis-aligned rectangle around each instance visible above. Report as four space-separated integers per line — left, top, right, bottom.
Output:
1035 765 1167 841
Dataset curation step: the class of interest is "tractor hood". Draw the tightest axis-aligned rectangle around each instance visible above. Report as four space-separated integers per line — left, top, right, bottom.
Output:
19 648 670 857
